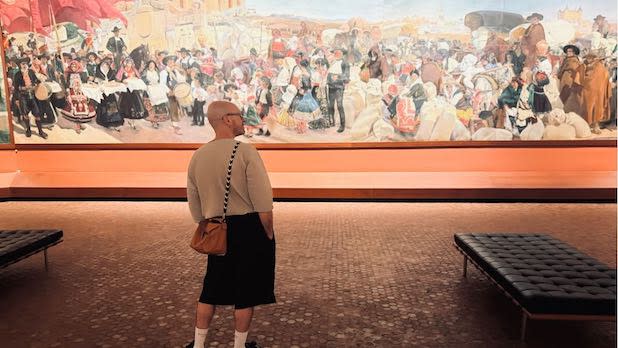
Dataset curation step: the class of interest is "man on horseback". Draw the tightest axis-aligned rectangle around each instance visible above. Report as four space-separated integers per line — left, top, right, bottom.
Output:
521 13 545 69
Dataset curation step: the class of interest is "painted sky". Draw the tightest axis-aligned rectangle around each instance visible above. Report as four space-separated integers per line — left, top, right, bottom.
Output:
246 0 617 22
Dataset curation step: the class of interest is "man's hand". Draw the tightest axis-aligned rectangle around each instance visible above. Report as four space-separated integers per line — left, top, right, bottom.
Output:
258 211 274 240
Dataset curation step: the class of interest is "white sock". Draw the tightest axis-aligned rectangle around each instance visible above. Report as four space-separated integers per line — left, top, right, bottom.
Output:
193 327 208 348
233 330 248 348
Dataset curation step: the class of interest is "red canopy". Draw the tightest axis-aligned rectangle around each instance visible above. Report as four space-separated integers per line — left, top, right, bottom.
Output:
0 0 30 32
0 0 128 34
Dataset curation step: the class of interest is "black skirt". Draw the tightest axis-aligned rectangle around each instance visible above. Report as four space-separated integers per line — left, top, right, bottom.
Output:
118 91 147 119
199 212 276 309
96 94 125 127
531 86 552 113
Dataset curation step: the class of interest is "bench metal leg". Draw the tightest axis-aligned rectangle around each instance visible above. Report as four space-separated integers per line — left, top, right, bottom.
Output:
44 249 48 271
520 311 528 341
463 255 468 277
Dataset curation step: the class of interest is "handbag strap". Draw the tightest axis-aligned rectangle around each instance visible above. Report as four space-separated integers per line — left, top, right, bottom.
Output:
222 141 240 220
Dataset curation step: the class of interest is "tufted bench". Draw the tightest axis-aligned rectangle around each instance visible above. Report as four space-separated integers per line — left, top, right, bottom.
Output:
0 230 63 270
454 233 616 340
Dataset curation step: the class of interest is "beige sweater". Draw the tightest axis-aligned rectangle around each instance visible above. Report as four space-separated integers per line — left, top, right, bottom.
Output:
187 139 273 222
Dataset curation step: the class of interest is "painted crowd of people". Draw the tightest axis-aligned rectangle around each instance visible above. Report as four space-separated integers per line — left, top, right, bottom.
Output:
2 12 617 142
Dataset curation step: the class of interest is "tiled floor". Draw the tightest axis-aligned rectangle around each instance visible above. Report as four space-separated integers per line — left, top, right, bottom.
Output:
0 201 615 348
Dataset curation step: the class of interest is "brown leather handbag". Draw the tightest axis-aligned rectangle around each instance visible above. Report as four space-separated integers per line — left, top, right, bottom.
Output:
190 141 240 255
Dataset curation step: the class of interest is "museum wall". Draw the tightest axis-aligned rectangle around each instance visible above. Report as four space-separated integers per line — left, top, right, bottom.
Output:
3 146 616 174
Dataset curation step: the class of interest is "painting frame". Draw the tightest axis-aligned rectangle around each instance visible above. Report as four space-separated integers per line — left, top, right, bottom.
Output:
0 37 15 149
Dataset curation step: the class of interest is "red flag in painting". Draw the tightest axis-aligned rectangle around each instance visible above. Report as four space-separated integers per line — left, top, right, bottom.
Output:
1 0 127 34
30 0 43 32
52 0 75 8
97 0 128 26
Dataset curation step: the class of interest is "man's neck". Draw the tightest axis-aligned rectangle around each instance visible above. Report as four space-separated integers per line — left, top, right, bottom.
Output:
213 131 236 140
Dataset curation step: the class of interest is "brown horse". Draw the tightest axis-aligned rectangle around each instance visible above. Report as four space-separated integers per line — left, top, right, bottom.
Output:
420 61 443 92
129 44 150 73
483 33 509 63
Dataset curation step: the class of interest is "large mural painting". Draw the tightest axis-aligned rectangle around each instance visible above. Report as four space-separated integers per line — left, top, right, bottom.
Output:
1 0 616 144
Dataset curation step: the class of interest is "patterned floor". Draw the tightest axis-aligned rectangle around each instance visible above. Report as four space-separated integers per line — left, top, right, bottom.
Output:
0 201 615 348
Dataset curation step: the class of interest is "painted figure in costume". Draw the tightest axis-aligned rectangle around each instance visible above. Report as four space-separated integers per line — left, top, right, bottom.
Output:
268 29 288 61
81 32 95 52
255 77 273 136
160 55 183 135
293 59 320 133
12 57 47 138
580 53 613 134
557 45 583 115
404 70 427 112
192 76 207 127
521 13 545 69
26 33 37 52
497 77 524 129
116 58 147 130
106 27 127 70
362 46 389 81
86 52 99 82
242 94 262 136
527 69 552 114
327 48 350 132
142 60 170 129
59 60 96 133
95 58 124 130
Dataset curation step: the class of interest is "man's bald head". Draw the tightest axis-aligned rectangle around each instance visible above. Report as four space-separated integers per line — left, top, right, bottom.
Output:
207 100 240 124
207 100 245 138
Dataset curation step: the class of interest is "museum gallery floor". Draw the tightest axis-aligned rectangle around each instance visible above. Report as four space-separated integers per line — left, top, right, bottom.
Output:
0 201 615 347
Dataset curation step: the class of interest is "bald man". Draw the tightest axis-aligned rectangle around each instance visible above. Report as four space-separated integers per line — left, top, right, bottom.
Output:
186 101 275 348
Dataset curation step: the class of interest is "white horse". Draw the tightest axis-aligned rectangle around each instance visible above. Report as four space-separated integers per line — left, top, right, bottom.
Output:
471 73 499 114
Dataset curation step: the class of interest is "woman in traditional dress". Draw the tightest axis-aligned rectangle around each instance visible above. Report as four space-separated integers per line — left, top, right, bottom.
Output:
116 57 147 129
59 60 96 133
141 60 170 129
293 59 320 133
95 59 124 130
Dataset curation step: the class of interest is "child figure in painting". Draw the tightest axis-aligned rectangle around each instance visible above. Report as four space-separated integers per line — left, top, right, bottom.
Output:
255 77 273 136
242 95 262 137
192 77 207 126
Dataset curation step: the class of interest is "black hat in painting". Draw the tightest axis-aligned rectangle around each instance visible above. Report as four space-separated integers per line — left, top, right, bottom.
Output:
162 55 178 66
526 13 543 21
562 44 580 55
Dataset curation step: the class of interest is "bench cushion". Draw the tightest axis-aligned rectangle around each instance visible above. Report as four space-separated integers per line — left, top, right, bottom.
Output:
0 230 63 268
455 233 616 316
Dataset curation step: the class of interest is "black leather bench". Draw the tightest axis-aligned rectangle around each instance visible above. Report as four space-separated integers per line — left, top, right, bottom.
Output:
0 230 63 270
454 233 616 340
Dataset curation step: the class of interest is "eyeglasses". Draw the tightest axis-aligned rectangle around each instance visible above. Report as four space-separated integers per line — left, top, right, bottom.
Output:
223 112 242 118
